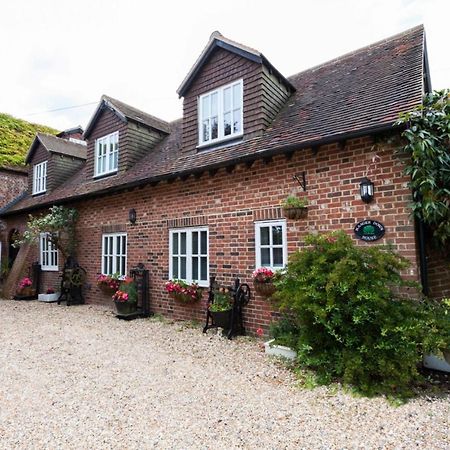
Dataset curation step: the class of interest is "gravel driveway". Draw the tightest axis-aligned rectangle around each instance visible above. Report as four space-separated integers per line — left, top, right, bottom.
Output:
0 300 448 449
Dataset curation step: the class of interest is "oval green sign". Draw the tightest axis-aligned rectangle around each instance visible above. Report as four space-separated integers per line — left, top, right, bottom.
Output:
354 220 385 242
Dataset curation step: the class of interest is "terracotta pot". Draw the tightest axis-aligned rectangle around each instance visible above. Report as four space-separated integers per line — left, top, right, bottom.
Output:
253 281 276 297
283 206 308 220
20 287 34 297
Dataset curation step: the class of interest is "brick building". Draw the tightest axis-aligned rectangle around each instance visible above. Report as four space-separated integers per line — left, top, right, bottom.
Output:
1 26 448 332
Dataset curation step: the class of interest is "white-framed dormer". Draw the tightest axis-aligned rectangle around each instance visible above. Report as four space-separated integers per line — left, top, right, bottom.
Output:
32 161 47 195
94 131 119 177
198 79 243 148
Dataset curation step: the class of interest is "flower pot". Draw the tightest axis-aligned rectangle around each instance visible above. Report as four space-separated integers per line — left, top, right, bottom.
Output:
264 339 297 360
283 206 308 220
114 301 137 315
38 292 60 302
20 287 35 297
253 281 276 297
423 353 450 373
210 309 232 329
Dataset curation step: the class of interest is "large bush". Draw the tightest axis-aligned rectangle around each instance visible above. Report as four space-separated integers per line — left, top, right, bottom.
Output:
274 231 443 395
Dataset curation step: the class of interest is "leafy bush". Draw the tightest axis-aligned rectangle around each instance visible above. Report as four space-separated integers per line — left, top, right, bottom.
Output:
274 231 438 396
269 315 301 349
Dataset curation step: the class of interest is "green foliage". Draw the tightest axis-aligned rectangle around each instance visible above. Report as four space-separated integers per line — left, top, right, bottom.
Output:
422 298 450 355
273 231 440 396
396 90 450 246
269 315 300 348
0 113 58 166
15 206 78 259
119 280 138 303
210 289 232 312
281 195 308 208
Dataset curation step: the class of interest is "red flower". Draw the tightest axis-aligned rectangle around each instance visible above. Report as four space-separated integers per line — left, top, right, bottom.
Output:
256 328 264 337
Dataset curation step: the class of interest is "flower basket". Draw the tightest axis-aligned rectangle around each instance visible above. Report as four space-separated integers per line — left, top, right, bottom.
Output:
99 284 117 295
114 300 138 315
283 206 308 220
19 287 35 297
169 290 203 304
253 281 276 297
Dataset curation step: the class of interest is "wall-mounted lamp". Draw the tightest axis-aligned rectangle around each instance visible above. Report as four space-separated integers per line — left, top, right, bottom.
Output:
359 177 374 203
129 208 137 224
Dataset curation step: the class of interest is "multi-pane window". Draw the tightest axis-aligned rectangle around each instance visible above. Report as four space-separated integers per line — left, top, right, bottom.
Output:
255 220 287 269
33 161 47 194
102 233 127 277
169 227 208 286
199 79 243 146
40 233 58 271
95 131 119 177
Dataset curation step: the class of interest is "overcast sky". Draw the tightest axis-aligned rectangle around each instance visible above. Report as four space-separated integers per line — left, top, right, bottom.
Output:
0 0 448 131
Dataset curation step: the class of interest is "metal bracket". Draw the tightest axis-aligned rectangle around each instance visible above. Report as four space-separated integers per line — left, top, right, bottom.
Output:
293 171 307 191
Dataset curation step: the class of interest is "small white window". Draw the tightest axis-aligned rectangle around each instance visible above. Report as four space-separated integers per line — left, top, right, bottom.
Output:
169 227 209 286
40 233 58 271
33 161 47 194
198 79 243 146
255 220 287 269
95 131 119 177
102 233 127 277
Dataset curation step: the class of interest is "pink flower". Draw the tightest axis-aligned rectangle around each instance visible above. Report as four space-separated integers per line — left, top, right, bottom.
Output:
256 328 264 337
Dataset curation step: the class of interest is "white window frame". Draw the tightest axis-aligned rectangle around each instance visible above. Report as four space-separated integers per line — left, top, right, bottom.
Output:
94 131 119 177
40 232 58 271
198 79 243 147
101 233 127 277
169 227 209 287
32 161 47 195
255 220 287 270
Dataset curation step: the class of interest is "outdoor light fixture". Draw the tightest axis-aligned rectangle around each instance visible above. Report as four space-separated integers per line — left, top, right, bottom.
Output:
359 177 374 203
129 208 137 224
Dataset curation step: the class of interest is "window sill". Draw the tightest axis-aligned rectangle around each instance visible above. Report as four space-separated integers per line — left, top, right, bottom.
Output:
196 133 243 151
93 170 118 181
32 191 46 196
41 267 59 272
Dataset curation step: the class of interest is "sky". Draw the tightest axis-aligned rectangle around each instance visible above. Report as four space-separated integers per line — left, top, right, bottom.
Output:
0 0 448 131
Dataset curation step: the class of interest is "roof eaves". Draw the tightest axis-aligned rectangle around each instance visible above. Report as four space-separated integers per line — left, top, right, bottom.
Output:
24 134 45 164
83 98 128 139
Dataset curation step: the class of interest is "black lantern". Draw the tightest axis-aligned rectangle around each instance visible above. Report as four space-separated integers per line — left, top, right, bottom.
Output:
359 177 374 203
129 208 137 224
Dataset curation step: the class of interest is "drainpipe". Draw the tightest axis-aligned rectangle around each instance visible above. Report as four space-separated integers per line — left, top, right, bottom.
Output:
416 217 429 297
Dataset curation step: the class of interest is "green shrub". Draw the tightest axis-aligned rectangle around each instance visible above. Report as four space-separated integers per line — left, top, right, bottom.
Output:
273 231 436 396
269 315 301 348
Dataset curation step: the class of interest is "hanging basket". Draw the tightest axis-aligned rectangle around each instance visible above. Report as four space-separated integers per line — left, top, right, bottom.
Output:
98 284 117 296
253 281 276 297
283 206 308 220
169 290 203 304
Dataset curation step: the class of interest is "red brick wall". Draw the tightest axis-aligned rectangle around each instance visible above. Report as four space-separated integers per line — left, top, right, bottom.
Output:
4 134 422 332
427 246 450 299
0 169 27 209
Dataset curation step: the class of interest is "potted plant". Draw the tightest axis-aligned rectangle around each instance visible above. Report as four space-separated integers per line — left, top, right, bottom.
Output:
38 287 60 302
252 267 277 297
17 277 34 297
281 195 308 220
209 288 233 329
165 279 203 303
97 273 121 295
112 277 138 315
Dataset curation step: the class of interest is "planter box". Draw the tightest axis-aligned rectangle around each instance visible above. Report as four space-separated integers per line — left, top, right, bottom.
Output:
423 354 450 373
38 292 60 302
264 339 297 360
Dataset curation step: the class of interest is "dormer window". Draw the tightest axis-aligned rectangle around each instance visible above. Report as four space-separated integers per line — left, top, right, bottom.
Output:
95 131 119 177
32 161 47 194
198 79 243 147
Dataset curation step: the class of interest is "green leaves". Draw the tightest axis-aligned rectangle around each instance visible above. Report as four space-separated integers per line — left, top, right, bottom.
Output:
396 89 450 246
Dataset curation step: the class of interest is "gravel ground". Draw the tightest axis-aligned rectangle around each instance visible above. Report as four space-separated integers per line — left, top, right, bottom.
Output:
0 300 448 449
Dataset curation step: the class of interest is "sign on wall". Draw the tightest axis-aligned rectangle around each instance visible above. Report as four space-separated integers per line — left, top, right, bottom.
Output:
354 220 385 242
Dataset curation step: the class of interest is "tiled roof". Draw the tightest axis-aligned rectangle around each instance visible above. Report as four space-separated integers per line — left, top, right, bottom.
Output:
1 25 426 216
84 95 171 138
25 133 87 164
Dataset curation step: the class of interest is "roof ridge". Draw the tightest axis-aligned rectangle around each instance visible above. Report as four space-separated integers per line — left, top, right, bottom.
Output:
102 95 170 127
37 131 86 146
287 24 424 80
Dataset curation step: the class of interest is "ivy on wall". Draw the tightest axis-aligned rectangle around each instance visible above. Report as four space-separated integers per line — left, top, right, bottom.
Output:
396 90 450 247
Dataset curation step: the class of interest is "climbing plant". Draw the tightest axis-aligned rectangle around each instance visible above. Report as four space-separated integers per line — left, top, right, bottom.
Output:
396 89 450 246
15 206 78 259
